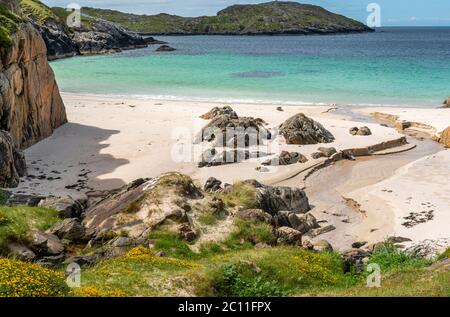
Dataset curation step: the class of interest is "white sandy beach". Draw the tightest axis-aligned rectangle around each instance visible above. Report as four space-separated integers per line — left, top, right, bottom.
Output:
11 93 450 250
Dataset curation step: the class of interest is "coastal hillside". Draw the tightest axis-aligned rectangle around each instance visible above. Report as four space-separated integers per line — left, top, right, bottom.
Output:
0 0 66 187
18 0 155 60
82 1 373 35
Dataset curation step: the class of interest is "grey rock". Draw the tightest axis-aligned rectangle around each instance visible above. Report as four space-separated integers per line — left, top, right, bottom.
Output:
342 248 370 272
201 106 238 120
310 225 336 237
279 113 335 145
156 45 176 52
262 151 307 166
275 227 302 245
287 213 319 234
236 209 273 224
352 241 368 249
65 251 105 267
204 177 223 192
256 184 311 215
313 240 334 252
311 152 327 160
350 126 372 136
36 254 66 267
317 147 338 158
38 196 84 219
49 218 87 242
7 243 36 261
28 231 64 256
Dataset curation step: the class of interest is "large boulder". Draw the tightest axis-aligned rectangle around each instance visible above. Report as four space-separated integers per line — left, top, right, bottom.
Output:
440 127 450 148
204 177 223 192
313 240 334 252
0 130 27 188
82 173 205 242
350 126 372 136
28 231 64 256
286 213 319 234
279 113 335 145
254 182 311 215
38 196 84 219
49 218 87 242
201 106 238 120
196 108 271 148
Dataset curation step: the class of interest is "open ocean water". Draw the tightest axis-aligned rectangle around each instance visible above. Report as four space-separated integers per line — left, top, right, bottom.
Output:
50 27 450 107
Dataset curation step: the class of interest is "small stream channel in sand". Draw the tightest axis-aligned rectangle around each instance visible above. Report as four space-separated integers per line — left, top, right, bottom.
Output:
276 109 444 250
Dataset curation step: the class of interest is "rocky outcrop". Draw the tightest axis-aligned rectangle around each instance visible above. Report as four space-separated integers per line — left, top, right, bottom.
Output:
197 107 271 147
0 2 67 187
0 130 26 187
248 180 311 214
156 45 176 52
20 0 150 60
71 21 147 56
279 113 335 145
0 23 67 148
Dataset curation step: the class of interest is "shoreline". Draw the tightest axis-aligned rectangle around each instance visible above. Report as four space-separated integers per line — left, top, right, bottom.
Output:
9 92 450 251
57 91 444 110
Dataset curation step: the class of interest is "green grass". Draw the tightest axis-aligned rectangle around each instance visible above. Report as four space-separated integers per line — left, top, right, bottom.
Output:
368 243 432 272
0 206 60 253
0 4 24 48
224 219 274 247
80 2 370 35
20 0 59 25
438 248 450 261
216 182 258 209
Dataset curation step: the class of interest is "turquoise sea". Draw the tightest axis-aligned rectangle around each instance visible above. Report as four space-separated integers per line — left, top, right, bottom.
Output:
50 27 450 107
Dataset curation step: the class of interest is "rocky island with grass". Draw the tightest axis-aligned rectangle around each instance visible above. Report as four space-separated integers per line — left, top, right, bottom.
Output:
81 1 373 35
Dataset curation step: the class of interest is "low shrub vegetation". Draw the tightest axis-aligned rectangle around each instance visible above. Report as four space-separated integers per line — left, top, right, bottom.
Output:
0 258 69 297
0 206 60 253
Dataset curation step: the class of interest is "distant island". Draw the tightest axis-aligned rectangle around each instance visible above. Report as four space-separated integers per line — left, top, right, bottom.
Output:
82 1 373 35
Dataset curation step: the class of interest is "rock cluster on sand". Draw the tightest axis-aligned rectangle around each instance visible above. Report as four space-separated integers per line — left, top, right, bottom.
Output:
262 151 308 166
197 106 272 167
350 126 372 136
279 113 335 145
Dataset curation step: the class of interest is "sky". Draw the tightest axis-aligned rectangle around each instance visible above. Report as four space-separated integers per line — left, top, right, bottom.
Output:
42 0 450 26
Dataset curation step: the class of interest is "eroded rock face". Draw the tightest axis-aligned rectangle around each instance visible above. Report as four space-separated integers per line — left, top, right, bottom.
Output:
0 130 26 187
0 22 67 149
280 113 335 145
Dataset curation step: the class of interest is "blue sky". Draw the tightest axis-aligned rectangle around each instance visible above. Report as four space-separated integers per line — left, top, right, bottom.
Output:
42 0 450 26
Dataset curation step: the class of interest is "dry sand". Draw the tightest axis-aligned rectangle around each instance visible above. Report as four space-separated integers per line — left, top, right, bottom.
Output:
10 94 450 250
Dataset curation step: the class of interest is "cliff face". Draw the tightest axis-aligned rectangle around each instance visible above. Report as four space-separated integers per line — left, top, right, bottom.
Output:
0 0 67 187
20 0 148 60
